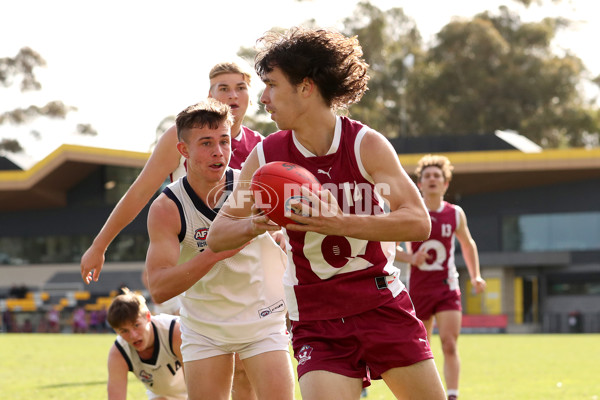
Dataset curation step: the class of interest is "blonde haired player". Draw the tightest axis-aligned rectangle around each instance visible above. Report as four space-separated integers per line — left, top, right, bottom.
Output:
81 59 261 284
81 59 264 400
396 154 486 400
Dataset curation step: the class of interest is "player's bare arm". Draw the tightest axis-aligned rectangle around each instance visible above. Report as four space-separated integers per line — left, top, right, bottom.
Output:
455 205 486 293
81 126 181 284
172 321 185 371
287 130 430 242
208 149 278 252
396 243 430 265
146 193 244 303
107 344 130 400
362 130 430 241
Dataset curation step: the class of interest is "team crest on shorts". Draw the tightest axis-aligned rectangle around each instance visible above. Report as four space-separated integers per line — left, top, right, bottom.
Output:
297 345 313 365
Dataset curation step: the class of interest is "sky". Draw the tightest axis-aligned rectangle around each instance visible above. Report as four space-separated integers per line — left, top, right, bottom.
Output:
1 0 598 168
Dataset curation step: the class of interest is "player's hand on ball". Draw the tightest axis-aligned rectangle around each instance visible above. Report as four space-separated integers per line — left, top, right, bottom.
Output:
285 186 342 234
250 204 280 235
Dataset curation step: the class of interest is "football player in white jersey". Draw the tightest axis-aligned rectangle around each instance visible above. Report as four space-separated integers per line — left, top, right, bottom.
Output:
144 99 294 400
106 288 186 400
81 60 265 400
81 59 258 284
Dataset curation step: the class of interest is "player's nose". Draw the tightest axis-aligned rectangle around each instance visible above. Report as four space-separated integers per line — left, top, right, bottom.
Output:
260 89 269 104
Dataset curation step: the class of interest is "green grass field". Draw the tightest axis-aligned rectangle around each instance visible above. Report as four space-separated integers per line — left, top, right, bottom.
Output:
1 333 598 399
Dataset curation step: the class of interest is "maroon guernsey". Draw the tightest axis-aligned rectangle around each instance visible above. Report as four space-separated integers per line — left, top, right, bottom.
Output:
256 116 404 321
409 201 460 291
230 126 263 170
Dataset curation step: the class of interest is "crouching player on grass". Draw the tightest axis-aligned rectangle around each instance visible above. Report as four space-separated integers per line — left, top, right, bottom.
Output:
106 288 187 400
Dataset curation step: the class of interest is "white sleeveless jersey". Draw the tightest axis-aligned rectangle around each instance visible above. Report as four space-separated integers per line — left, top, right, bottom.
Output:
163 170 288 343
169 156 187 183
151 295 181 316
115 314 186 400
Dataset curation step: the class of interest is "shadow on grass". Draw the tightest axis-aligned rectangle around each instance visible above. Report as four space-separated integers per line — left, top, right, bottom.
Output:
39 380 106 389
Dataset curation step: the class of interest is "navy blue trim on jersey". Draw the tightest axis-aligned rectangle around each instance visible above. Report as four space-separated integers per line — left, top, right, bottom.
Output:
224 168 234 193
182 171 234 221
163 187 186 243
168 318 177 356
139 322 160 365
114 341 133 372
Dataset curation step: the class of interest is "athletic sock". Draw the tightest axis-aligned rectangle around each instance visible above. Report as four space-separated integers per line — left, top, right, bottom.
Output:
447 389 459 399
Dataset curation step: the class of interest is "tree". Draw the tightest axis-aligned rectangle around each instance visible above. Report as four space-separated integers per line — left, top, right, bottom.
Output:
0 47 97 153
341 1 424 138
341 1 599 148
410 6 599 147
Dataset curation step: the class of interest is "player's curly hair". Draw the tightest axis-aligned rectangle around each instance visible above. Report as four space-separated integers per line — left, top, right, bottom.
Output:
107 287 150 329
255 26 370 111
415 154 454 182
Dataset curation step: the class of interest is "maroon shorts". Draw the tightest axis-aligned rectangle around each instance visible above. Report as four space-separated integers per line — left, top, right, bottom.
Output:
410 285 462 322
290 291 433 387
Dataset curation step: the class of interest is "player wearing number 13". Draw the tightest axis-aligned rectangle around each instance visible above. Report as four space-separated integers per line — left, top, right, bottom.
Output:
208 27 446 400
395 154 487 400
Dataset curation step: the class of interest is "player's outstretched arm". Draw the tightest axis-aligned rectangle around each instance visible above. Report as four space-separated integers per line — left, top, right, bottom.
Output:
145 194 245 304
107 344 130 400
81 126 181 284
208 150 278 252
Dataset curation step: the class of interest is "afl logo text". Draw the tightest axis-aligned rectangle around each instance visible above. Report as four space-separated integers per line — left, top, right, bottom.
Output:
195 228 209 240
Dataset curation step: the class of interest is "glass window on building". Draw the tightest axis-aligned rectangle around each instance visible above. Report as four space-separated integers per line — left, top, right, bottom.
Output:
503 212 600 252
547 272 600 296
106 234 150 262
104 166 143 205
0 234 148 264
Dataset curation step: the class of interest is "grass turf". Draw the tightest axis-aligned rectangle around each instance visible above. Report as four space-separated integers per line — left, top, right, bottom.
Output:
1 333 598 399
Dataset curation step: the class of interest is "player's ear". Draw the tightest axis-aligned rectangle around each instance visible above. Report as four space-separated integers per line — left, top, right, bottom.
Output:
300 77 314 97
177 141 189 159
145 311 152 322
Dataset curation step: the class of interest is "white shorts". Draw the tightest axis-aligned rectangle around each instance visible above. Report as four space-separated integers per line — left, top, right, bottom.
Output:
180 324 290 363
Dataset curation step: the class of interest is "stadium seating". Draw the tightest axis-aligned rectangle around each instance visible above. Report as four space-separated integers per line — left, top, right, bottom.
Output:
461 314 508 333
